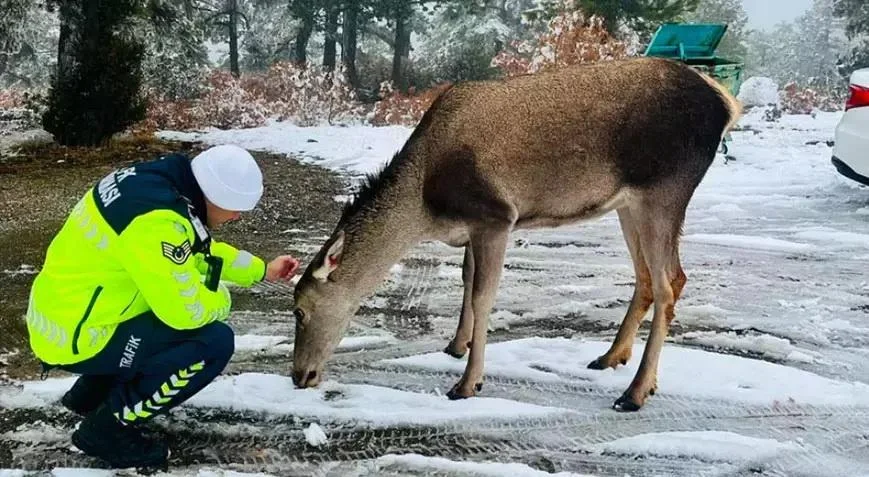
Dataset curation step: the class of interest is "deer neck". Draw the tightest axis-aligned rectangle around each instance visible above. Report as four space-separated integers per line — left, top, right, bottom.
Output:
335 174 427 300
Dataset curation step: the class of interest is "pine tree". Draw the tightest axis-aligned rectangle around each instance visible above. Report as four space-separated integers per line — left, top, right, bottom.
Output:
369 0 425 91
342 0 361 89
200 0 248 77
744 28 781 80
288 0 321 65
0 1 59 88
414 0 510 85
549 0 701 35
42 0 146 146
242 0 297 70
744 0 847 96
322 0 339 69
834 0 869 74
794 0 848 91
0 0 32 80
140 0 209 100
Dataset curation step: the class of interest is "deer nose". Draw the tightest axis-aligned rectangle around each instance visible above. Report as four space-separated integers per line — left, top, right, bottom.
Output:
292 369 319 388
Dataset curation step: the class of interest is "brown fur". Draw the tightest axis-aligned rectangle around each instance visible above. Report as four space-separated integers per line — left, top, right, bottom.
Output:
292 57 742 411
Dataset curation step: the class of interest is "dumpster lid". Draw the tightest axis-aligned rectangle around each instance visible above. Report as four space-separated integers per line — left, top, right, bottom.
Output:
644 23 728 59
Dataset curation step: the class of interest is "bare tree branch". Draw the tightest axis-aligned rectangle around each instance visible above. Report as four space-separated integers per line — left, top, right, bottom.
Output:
363 24 395 48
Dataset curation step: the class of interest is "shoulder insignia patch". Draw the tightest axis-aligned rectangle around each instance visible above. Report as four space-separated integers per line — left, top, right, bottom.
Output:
162 240 192 265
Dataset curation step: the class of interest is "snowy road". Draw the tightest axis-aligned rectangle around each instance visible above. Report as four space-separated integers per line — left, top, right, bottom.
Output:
3 110 869 476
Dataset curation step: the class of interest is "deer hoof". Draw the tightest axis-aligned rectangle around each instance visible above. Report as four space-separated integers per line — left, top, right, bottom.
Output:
612 393 643 412
587 356 609 370
443 340 469 359
446 381 482 400
443 344 467 359
587 355 624 370
613 382 655 412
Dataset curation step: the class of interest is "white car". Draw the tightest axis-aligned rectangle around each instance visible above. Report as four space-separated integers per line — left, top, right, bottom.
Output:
833 68 869 185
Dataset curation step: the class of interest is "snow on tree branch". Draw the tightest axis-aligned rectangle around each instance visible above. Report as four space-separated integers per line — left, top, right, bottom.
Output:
491 1 631 77
139 62 366 132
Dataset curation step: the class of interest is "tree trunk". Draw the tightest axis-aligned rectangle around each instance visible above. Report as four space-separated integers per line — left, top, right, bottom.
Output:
498 0 512 25
342 1 359 88
56 0 77 81
228 0 240 77
294 13 314 65
323 1 339 69
183 0 195 20
391 4 411 91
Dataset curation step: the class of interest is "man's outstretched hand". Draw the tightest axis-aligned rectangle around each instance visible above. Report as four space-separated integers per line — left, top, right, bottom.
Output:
266 255 300 281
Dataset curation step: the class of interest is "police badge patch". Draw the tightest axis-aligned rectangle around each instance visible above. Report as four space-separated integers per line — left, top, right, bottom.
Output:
162 240 192 265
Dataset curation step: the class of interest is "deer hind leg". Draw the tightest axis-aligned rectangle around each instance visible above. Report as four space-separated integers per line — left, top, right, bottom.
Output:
589 207 653 370
445 245 475 359
447 227 509 400
613 189 691 412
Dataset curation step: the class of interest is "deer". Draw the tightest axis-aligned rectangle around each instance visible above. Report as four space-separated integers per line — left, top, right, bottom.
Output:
290 56 742 411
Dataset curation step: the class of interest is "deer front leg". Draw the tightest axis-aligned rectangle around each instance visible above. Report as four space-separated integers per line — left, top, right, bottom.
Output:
445 245 475 359
447 229 508 400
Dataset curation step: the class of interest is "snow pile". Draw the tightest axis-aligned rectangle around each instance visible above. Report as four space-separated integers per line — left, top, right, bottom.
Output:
792 226 869 250
1 421 68 444
234 334 396 355
187 374 570 426
376 454 594 477
234 334 288 352
0 128 53 158
672 331 820 364
592 431 803 462
157 123 413 177
681 233 816 254
738 77 780 107
0 372 570 426
303 422 328 447
381 338 869 407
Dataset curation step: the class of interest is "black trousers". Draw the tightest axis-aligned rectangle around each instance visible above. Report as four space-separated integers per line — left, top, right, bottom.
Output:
59 312 235 424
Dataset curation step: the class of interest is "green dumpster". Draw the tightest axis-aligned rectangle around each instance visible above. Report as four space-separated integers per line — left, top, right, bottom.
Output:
643 23 744 154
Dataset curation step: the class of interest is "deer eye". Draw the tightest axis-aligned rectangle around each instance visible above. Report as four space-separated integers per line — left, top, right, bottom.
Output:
294 309 307 324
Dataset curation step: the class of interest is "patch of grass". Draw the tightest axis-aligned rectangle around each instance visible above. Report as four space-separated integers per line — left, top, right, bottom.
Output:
0 133 203 173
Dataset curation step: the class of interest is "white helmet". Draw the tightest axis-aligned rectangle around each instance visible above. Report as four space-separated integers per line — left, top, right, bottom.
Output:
191 144 263 211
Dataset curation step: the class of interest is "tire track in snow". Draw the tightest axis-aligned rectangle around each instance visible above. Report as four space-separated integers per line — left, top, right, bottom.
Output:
3 402 868 475
398 255 438 312
329 364 869 417
756 433 869 477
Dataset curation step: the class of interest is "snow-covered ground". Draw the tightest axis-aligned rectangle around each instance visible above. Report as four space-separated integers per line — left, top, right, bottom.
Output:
4 108 869 475
157 122 413 177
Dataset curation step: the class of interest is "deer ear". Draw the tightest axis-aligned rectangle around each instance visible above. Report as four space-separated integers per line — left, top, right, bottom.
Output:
313 230 344 282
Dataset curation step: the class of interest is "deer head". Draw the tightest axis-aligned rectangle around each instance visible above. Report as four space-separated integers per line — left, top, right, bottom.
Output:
291 230 352 388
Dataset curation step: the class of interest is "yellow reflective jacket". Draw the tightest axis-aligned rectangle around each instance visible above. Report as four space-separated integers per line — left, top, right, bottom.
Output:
26 154 266 366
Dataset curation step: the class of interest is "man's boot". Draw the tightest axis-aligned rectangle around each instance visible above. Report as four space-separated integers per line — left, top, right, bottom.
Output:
61 375 115 416
71 403 169 469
